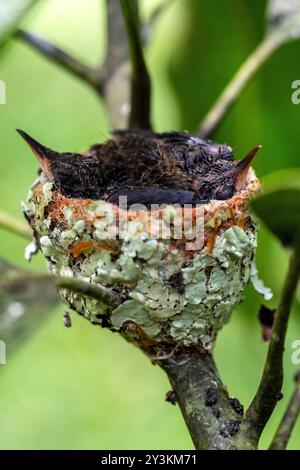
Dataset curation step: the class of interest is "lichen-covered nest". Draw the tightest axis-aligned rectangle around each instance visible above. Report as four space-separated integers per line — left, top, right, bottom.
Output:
25 168 260 353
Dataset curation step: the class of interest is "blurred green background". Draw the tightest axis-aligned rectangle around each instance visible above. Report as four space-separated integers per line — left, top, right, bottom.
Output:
0 0 300 450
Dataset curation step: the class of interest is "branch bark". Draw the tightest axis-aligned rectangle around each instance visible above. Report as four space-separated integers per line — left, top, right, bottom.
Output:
269 371 300 450
242 246 300 446
119 0 152 129
160 353 256 450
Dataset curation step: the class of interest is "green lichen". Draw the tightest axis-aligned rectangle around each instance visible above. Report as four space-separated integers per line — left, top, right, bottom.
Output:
111 300 160 337
42 182 54 205
25 176 258 350
130 278 186 319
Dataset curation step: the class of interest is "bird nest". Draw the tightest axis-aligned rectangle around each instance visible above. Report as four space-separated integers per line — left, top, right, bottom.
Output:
25 166 260 355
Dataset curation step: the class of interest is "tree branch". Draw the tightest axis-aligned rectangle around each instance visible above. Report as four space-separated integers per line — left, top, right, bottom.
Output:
15 2 152 129
56 275 120 306
242 246 300 445
198 9 300 139
103 0 129 80
0 209 32 240
17 29 104 95
119 0 152 129
198 36 279 139
100 0 131 128
269 371 300 450
1 271 120 307
160 353 256 450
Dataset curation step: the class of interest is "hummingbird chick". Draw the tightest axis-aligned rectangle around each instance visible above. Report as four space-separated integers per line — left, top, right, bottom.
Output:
17 129 260 207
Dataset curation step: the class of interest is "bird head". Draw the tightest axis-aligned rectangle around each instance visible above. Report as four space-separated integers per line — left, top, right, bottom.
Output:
234 145 261 191
17 129 101 199
196 145 261 201
16 129 63 178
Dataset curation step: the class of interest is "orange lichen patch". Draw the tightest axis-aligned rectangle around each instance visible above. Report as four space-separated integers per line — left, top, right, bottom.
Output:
237 214 246 230
46 192 94 226
229 208 237 226
206 228 219 255
70 240 120 258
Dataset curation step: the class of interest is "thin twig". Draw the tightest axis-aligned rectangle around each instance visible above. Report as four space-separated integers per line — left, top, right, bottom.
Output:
0 209 32 240
198 10 300 138
17 29 104 95
119 0 152 129
269 371 300 450
198 36 279 139
56 275 120 306
242 246 300 445
1 271 120 307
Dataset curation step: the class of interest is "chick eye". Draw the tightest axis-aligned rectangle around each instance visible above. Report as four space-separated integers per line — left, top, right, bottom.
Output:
214 185 234 200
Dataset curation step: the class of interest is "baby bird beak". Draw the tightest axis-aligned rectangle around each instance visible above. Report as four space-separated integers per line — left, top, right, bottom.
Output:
16 129 60 176
235 145 261 191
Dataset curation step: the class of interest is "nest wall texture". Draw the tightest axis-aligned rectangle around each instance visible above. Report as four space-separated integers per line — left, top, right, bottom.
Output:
25 169 260 352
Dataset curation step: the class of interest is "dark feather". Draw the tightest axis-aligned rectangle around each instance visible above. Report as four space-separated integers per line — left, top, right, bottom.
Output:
17 128 259 206
107 188 208 207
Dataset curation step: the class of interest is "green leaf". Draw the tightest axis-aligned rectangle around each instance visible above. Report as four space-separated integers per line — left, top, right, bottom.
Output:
0 258 59 351
251 187 300 247
266 0 300 43
0 0 40 46
262 167 300 191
